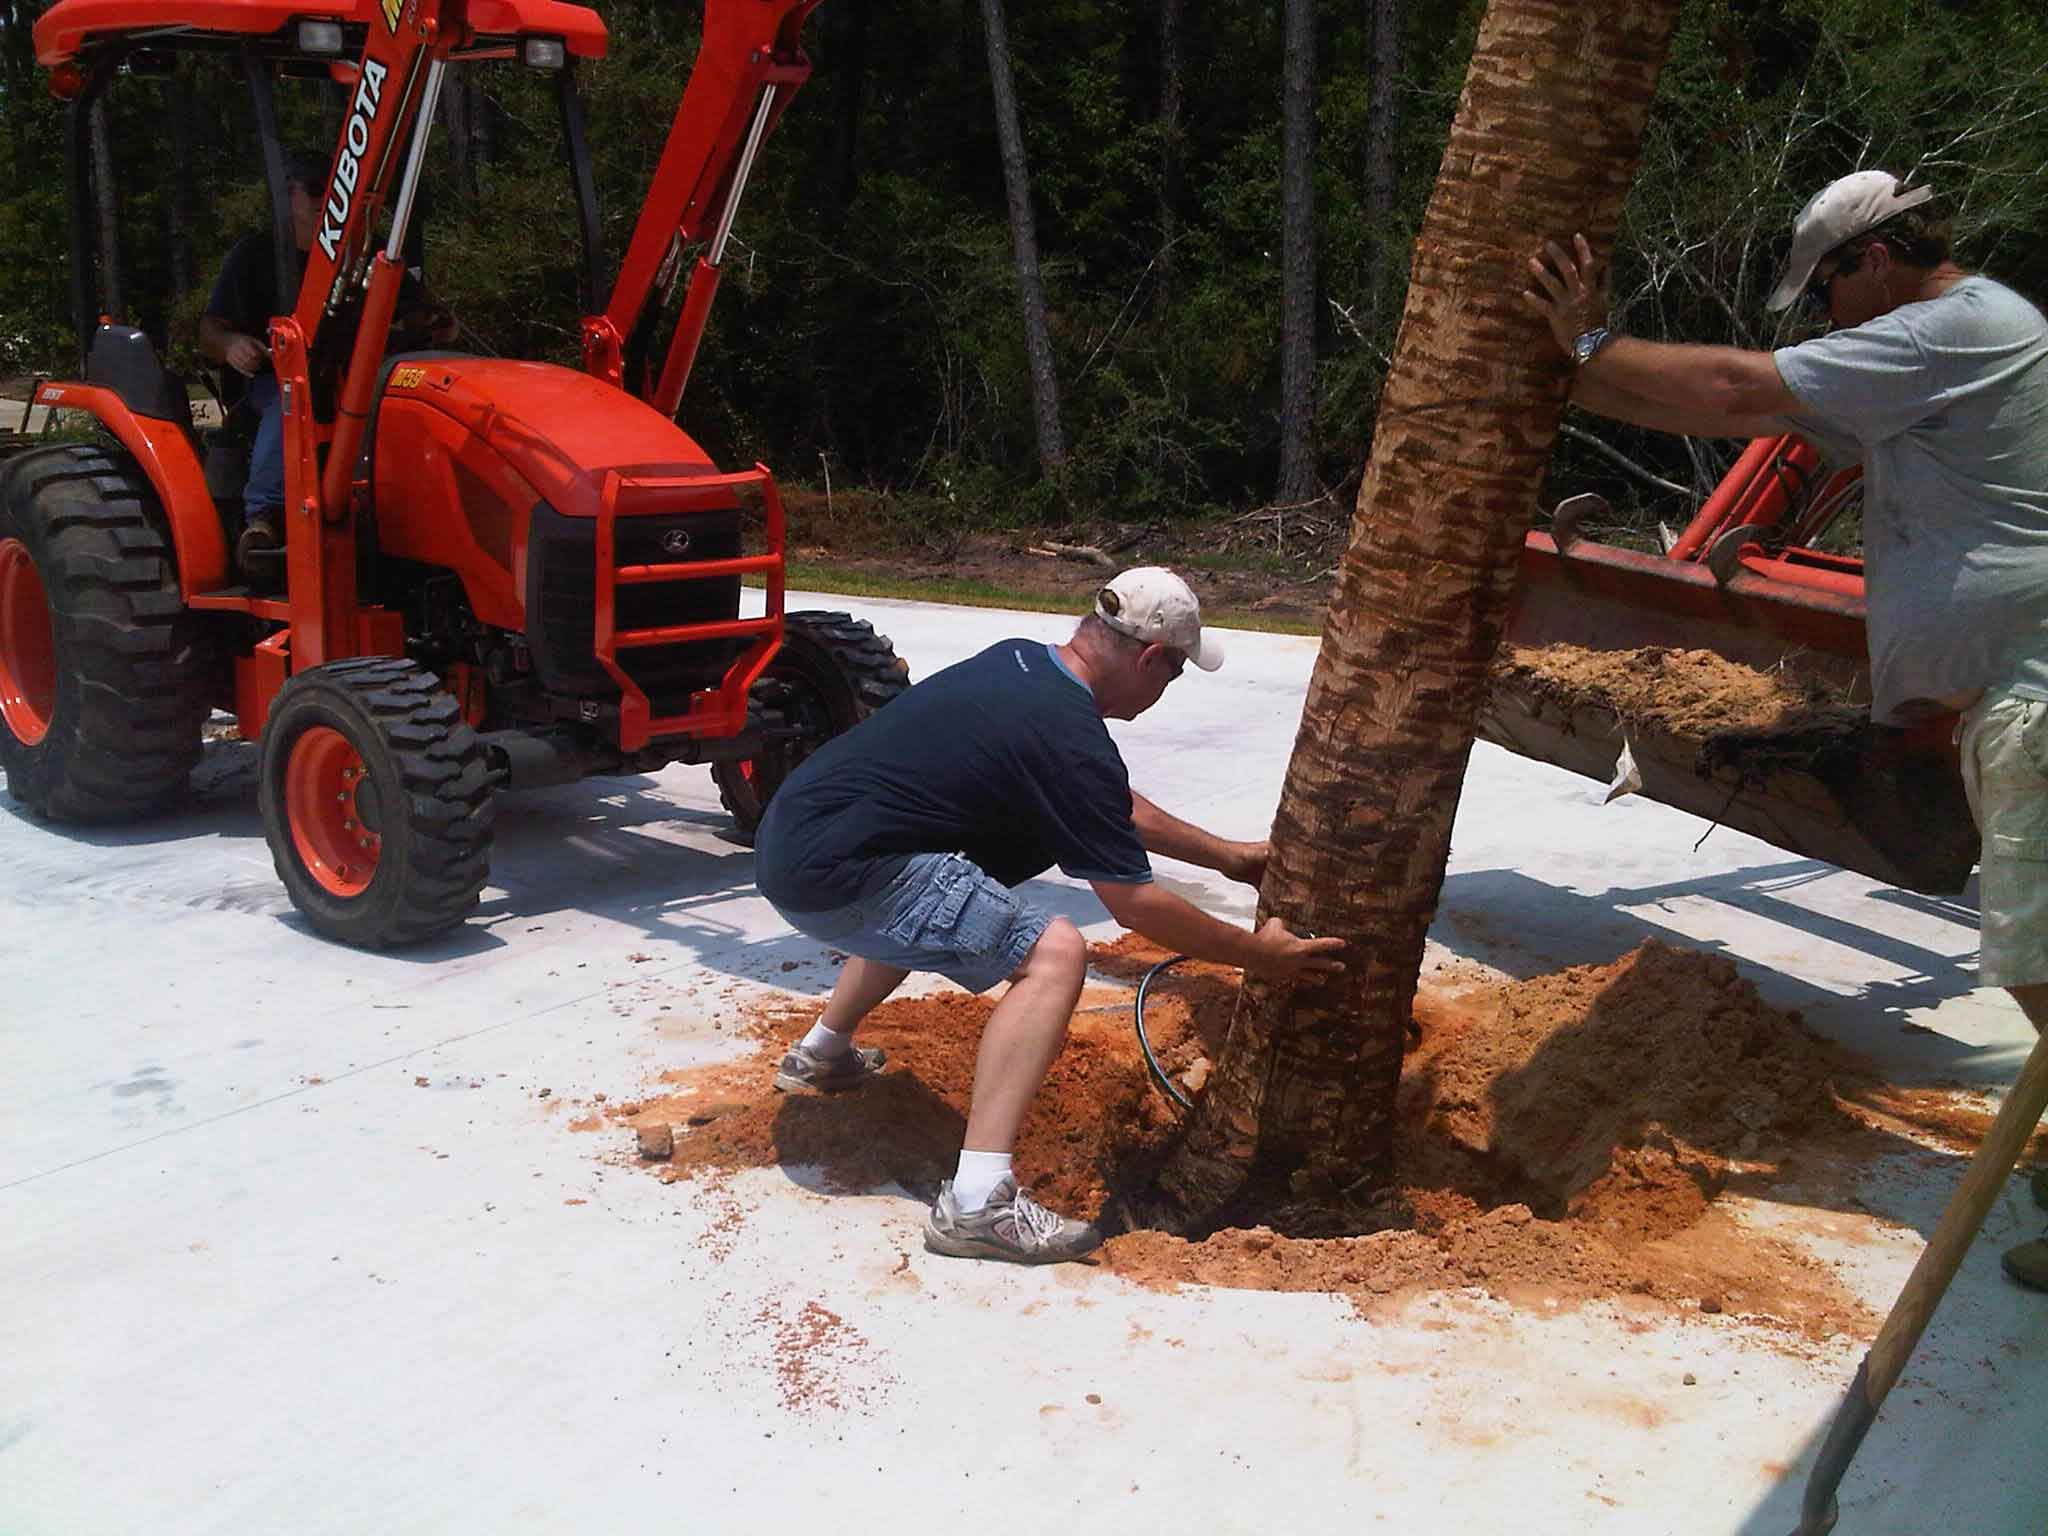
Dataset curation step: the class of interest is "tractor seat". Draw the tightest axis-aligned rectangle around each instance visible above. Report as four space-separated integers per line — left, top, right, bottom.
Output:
84 324 195 435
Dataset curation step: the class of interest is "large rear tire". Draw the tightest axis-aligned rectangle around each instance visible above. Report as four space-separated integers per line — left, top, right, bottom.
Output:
0 444 214 821
713 610 909 837
258 657 495 948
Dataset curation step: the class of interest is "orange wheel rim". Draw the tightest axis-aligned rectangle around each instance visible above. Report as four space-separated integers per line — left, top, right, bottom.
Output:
285 726 381 897
0 538 55 746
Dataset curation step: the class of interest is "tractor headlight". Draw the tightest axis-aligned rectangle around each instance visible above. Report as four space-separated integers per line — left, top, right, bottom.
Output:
295 20 345 55
522 36 566 71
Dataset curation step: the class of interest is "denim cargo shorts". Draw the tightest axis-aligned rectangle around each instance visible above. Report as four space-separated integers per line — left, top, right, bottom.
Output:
773 853 1053 994
1959 685 2048 989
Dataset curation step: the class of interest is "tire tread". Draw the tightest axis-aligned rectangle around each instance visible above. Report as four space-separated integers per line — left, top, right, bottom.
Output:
0 444 213 822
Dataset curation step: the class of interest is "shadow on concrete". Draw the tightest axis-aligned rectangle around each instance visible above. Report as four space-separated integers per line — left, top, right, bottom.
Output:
474 758 1122 983
0 739 266 847
1731 1430 1825 1536
1429 860 2021 1088
767 1070 964 1206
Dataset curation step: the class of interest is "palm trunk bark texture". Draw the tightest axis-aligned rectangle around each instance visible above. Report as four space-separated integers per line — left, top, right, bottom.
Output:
1155 0 1683 1226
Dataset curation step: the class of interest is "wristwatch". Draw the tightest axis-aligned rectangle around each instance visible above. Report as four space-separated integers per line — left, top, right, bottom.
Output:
1570 326 1614 366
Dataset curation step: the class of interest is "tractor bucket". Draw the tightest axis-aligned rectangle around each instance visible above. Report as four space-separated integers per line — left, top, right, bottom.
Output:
1503 522 1868 695
1479 511 1977 897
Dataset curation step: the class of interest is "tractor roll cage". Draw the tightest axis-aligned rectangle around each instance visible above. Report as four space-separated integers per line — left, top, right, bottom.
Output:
43 0 829 428
50 20 606 375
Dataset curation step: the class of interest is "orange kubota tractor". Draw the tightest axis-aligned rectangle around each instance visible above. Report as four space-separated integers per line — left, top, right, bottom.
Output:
1482 432 1979 897
1 0 905 947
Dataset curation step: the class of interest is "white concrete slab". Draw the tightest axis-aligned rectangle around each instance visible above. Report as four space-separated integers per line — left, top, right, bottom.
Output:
4 591 2041 1535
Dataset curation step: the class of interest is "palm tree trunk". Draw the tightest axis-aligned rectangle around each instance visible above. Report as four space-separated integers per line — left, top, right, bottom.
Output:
1154 0 1683 1225
976 0 1068 479
1275 0 1318 506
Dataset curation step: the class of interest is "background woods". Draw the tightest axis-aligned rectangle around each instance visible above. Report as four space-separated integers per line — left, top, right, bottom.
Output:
1 0 2046 553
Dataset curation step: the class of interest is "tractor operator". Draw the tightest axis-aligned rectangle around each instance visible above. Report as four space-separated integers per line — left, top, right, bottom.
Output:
752 567 1347 1265
1523 170 2048 1293
199 149 456 581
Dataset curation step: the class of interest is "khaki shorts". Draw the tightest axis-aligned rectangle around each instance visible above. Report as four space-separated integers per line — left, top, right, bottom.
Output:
1958 686 2048 988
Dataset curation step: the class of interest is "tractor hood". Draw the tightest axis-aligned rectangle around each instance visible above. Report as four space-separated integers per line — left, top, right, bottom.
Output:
376 357 721 520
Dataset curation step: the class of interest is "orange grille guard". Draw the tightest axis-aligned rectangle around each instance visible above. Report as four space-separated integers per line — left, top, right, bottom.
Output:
591 463 786 753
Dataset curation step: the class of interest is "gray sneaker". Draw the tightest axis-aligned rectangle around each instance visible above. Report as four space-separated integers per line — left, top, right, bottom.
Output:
772 1040 887 1095
924 1176 1102 1264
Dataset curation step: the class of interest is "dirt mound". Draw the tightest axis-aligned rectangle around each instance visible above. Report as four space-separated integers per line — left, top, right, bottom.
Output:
1426 942 1848 1234
587 937 2039 1343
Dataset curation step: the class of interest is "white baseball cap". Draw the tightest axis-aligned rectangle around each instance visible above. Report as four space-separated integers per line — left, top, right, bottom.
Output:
1094 566 1224 672
1765 169 1936 312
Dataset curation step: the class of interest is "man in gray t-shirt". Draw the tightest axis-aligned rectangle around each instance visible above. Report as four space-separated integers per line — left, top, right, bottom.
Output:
1773 276 2048 723
1523 171 2048 1292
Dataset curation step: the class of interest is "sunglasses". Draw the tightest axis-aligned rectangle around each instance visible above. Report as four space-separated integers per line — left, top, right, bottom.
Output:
1803 246 1866 313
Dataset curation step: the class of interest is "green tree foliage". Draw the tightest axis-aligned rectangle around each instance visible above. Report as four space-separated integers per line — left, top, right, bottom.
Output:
1 0 2044 538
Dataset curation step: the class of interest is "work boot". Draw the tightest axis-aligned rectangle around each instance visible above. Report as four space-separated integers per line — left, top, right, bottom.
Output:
924 1176 1101 1265
235 515 283 591
2004 1231 2048 1293
772 1040 887 1095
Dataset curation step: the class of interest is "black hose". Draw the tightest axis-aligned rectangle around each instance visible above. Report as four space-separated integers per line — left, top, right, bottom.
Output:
1135 954 1194 1110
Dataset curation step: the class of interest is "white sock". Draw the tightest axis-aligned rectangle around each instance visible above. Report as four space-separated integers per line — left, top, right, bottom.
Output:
952 1149 1014 1213
801 1022 852 1059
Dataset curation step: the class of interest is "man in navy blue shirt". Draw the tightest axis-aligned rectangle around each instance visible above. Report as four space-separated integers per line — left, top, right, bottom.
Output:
755 568 1346 1264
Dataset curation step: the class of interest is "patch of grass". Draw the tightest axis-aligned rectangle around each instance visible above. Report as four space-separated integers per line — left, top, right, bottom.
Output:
779 560 1044 611
1178 548 1325 580
758 559 1324 637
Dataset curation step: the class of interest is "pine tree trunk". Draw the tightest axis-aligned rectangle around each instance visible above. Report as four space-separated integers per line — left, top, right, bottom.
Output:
442 73 475 201
826 0 869 232
88 99 123 320
472 73 494 166
1154 0 1683 1225
1275 0 1318 505
976 0 1067 479
1364 0 1402 334
168 67 193 300
1156 0 1185 302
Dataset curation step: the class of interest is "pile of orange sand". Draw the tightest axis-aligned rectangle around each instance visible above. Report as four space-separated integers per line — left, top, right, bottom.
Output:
580 936 2041 1343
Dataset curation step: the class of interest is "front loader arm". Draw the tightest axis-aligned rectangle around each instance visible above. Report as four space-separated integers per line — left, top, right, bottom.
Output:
585 0 826 415
274 0 464 668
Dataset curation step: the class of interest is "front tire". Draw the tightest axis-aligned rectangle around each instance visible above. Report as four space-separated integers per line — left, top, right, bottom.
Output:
0 444 214 820
713 610 909 836
258 657 494 948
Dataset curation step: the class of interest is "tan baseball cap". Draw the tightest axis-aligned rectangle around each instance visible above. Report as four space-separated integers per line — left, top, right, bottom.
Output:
1094 566 1224 671
1765 169 1936 312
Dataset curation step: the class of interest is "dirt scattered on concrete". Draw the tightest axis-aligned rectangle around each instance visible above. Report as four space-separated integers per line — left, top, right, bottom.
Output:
1492 643 1857 737
756 1297 891 1415
597 936 2036 1345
